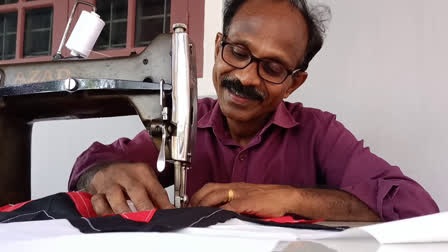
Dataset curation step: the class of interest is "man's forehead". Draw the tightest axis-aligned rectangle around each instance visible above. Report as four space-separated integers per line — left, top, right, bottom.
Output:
226 0 308 68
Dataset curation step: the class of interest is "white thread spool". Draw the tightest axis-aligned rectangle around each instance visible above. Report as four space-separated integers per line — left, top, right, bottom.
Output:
65 10 105 58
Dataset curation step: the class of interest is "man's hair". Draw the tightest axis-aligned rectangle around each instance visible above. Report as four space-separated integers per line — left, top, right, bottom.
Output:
223 0 330 71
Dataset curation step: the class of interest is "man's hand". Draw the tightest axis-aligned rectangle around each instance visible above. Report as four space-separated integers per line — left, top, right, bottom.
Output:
85 163 174 216
189 182 381 221
189 183 295 218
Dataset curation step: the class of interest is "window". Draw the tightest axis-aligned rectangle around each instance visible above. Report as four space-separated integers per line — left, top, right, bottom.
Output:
24 8 53 57
0 0 18 4
0 12 17 60
135 0 170 47
0 0 204 77
95 0 128 50
94 0 171 50
0 0 54 61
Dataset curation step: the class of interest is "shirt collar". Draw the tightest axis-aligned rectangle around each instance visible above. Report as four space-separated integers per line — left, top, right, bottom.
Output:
198 100 222 129
269 101 300 129
198 100 300 132
197 101 231 141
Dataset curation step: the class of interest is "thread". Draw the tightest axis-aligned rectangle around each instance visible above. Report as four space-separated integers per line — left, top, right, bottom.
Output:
65 11 105 58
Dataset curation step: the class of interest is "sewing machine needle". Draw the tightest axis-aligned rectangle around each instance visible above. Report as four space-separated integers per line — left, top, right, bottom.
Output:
157 126 166 172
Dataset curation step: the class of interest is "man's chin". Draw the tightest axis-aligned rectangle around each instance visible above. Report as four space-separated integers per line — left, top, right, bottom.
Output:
218 100 257 123
220 107 254 122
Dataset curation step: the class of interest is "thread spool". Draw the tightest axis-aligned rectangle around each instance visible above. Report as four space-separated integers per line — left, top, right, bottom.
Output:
65 10 105 58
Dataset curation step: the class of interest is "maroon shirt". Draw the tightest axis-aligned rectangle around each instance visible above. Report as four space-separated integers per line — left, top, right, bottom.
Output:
69 98 439 221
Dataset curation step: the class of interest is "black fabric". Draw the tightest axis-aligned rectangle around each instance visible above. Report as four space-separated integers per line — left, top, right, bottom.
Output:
0 193 346 233
238 215 347 231
0 193 81 223
70 208 346 233
70 208 240 233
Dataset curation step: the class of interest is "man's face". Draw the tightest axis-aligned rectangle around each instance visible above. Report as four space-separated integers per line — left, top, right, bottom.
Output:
213 0 309 123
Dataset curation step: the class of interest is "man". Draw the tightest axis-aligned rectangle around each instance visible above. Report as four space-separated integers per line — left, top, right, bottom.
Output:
69 0 438 221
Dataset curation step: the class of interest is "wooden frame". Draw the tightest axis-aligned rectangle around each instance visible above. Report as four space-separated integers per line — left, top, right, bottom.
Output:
0 0 204 76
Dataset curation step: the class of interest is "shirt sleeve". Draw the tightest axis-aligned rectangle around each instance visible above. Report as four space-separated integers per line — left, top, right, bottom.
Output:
314 112 439 221
67 130 159 191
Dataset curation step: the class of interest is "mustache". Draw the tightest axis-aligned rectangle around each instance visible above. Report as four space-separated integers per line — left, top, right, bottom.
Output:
221 77 265 102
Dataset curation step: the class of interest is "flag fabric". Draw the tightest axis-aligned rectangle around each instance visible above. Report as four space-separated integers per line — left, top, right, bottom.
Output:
0 192 346 233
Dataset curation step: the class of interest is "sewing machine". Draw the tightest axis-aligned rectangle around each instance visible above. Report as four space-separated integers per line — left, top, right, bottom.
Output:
0 24 197 208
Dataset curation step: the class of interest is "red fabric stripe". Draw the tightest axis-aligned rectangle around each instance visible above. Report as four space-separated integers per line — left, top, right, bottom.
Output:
67 192 97 218
0 201 31 212
66 192 156 223
120 210 157 223
261 216 324 224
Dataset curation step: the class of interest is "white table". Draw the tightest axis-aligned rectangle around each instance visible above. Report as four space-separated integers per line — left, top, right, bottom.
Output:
1 216 447 252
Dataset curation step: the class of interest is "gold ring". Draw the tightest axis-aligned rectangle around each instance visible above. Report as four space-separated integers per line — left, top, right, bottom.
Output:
227 189 235 202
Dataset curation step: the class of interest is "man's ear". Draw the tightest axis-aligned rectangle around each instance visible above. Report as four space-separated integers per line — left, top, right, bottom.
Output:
214 33 223 60
284 72 308 99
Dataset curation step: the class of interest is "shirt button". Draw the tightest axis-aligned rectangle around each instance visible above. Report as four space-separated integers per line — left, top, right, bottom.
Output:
239 154 247 161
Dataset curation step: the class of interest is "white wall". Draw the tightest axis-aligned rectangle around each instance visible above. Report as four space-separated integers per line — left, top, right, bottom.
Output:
31 116 145 199
197 0 223 95
289 0 448 210
32 0 447 211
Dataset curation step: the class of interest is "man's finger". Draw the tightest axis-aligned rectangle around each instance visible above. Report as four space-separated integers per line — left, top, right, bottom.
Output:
105 186 132 214
136 167 174 209
124 183 155 211
91 193 113 216
119 163 173 210
222 199 272 218
196 189 230 207
118 171 155 211
189 183 222 207
221 200 249 214
146 182 174 209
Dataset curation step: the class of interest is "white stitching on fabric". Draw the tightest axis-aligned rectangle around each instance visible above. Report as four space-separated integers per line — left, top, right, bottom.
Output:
1 210 55 223
188 209 225 227
81 217 101 232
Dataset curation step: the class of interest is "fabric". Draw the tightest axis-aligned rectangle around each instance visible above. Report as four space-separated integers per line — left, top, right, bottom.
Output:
0 193 344 233
68 98 439 221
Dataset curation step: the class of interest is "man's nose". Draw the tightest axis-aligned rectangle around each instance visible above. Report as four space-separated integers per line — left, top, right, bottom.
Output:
234 62 262 87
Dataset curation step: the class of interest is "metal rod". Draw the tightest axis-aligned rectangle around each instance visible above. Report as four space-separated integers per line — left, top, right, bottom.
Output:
174 161 188 208
54 1 97 59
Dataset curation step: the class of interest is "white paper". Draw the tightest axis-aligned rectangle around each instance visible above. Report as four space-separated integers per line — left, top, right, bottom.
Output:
189 218 339 240
376 243 448 252
360 211 448 244
182 211 448 244
311 211 448 244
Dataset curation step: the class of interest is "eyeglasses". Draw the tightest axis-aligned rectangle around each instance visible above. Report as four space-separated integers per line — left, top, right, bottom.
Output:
220 40 303 84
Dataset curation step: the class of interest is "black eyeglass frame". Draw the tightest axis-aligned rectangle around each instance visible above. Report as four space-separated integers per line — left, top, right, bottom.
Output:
220 40 303 84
